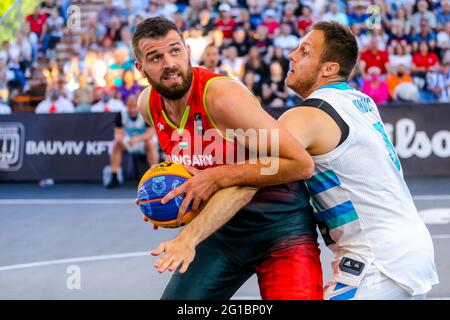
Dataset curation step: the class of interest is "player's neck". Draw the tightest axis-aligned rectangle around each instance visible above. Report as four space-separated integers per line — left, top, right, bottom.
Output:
161 85 193 122
307 77 345 97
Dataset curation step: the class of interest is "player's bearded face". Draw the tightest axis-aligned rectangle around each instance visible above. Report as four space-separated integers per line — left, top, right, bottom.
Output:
144 61 193 101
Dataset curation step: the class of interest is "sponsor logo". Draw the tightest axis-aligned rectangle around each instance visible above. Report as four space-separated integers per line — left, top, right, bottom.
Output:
0 122 25 171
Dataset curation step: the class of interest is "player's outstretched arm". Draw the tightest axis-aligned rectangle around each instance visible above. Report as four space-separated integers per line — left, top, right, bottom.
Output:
162 79 314 216
151 185 257 273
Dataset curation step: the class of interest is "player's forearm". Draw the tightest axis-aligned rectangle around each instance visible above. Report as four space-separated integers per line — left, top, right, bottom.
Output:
177 186 257 246
213 156 314 189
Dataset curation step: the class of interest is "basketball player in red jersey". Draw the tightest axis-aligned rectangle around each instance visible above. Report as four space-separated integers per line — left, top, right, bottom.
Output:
133 17 322 299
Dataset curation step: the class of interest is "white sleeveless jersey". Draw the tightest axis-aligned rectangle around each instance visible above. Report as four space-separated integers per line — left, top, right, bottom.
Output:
305 82 438 295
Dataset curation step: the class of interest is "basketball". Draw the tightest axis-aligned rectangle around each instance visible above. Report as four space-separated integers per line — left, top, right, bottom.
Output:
136 161 196 228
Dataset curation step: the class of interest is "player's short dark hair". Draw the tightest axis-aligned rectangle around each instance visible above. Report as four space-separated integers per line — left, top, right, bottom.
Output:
132 16 184 61
312 21 359 80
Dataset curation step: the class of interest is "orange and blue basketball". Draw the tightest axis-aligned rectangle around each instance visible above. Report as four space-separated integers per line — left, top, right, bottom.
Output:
136 161 196 228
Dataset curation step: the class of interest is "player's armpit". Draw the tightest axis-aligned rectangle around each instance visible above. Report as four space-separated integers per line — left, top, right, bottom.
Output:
137 86 153 128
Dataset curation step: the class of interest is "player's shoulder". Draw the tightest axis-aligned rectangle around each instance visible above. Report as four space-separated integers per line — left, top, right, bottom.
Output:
137 85 153 125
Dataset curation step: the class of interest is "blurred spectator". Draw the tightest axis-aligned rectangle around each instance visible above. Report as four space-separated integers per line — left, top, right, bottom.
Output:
107 94 158 188
252 25 273 56
105 16 125 43
198 9 216 35
426 62 450 102
244 46 269 84
437 0 450 30
262 61 289 108
41 8 64 57
387 19 411 49
361 66 389 105
281 3 299 31
267 46 290 75
412 41 439 72
236 8 253 31
91 87 125 113
117 70 143 103
200 45 227 75
360 35 390 77
322 1 349 25
412 19 437 52
221 46 245 80
43 59 60 86
243 71 262 99
393 6 412 35
389 43 412 71
297 5 315 37
387 64 414 99
348 1 369 27
273 24 299 57
230 28 253 57
25 7 48 38
83 48 108 88
437 21 450 52
185 25 209 65
97 0 122 39
247 0 264 29
393 82 420 102
35 85 74 113
262 9 281 37
411 0 436 31
73 76 94 113
215 3 237 43
261 0 283 20
182 0 204 28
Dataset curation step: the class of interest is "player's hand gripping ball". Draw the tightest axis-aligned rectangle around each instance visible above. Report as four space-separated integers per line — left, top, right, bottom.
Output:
136 161 197 228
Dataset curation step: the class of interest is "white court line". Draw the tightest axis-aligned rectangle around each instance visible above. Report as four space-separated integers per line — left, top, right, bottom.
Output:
0 198 134 205
0 252 149 272
1 233 449 272
0 194 449 205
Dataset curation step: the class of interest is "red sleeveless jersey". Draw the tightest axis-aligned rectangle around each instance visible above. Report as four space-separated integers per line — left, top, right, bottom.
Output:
146 67 238 169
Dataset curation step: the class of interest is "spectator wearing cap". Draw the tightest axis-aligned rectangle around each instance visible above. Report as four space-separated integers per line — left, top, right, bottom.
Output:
348 1 369 27
322 1 349 25
91 87 125 113
35 84 74 114
387 64 414 99
262 9 280 37
412 19 437 52
411 0 436 32
360 35 390 78
274 24 299 57
437 0 450 30
361 66 389 105
215 3 237 42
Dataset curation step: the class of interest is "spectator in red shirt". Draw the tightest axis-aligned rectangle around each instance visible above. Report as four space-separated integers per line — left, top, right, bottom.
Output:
412 41 439 72
262 9 280 37
26 7 48 37
297 5 314 37
215 3 236 43
359 35 390 78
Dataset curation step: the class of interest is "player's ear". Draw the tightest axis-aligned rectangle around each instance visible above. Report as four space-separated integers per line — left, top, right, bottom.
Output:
135 60 144 75
322 62 340 77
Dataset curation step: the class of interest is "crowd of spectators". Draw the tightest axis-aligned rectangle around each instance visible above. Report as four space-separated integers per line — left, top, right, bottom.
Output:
1 0 450 115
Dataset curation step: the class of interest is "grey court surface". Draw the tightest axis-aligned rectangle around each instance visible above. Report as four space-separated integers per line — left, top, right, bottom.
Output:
0 178 449 300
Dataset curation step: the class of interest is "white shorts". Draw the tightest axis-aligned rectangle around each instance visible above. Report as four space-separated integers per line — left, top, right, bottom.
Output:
324 264 427 300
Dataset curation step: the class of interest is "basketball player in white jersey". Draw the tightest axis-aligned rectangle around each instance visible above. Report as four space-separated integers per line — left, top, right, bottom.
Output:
152 21 439 299
276 21 438 299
